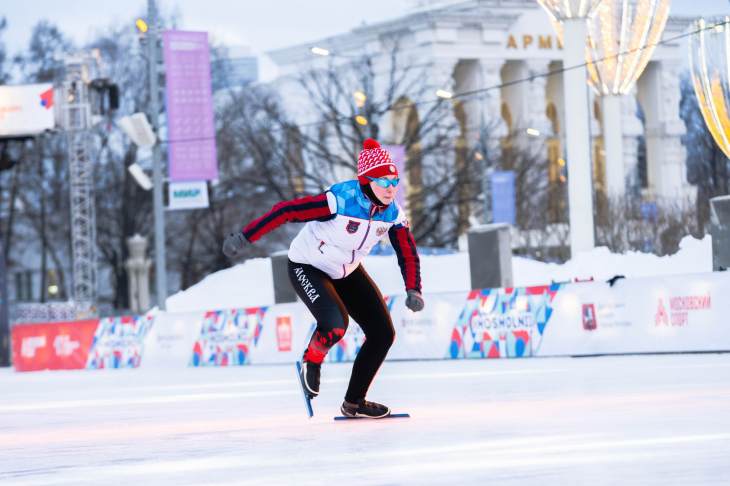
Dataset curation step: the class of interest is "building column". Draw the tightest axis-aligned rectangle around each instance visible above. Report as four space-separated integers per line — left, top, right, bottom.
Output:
562 18 596 253
621 91 643 192
433 58 473 235
599 91 642 198
524 59 553 138
479 58 507 144
600 95 624 197
410 58 459 229
638 60 691 201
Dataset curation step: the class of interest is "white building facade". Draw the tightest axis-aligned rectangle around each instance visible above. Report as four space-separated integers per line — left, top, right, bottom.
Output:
268 0 695 212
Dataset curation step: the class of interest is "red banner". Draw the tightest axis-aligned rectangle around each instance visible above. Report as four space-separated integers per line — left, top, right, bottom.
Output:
276 316 292 352
11 320 99 372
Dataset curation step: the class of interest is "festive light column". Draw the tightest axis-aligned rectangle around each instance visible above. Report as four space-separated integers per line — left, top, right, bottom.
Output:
689 17 730 159
537 0 603 255
586 0 670 198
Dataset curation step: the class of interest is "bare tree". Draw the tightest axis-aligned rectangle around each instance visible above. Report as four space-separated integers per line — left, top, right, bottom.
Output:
5 22 74 302
680 72 729 233
595 197 699 256
87 25 157 310
213 40 508 249
164 84 300 290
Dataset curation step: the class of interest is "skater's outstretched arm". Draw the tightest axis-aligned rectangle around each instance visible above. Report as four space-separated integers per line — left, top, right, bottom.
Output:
243 193 335 242
388 223 423 311
222 193 335 257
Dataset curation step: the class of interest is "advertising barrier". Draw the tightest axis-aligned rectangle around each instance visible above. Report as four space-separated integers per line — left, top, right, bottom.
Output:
190 306 267 366
448 284 563 359
86 315 155 369
539 272 730 356
11 319 98 371
0 83 55 137
141 311 201 368
11 272 730 372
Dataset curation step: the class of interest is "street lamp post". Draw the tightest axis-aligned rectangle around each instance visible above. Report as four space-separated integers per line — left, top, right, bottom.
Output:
537 0 603 256
586 0 671 198
689 17 730 159
147 0 167 310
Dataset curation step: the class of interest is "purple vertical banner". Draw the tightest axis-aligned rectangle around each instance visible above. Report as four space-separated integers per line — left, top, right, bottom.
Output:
162 31 218 181
382 144 407 210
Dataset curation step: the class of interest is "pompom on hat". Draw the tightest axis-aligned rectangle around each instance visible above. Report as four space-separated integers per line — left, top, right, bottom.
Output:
357 138 398 185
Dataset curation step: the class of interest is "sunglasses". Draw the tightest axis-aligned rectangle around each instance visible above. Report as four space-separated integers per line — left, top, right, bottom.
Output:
366 176 400 188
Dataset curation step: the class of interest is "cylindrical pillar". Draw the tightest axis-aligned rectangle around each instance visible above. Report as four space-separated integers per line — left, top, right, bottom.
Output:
601 95 624 198
562 19 596 254
148 0 167 310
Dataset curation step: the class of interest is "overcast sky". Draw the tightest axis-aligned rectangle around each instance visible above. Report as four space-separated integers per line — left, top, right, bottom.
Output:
3 0 730 80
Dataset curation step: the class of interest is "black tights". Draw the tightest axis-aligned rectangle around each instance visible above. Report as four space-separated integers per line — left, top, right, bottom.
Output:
287 260 395 402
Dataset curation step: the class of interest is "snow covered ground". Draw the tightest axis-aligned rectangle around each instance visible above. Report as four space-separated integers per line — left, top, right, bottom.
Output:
165 235 713 312
1 354 728 485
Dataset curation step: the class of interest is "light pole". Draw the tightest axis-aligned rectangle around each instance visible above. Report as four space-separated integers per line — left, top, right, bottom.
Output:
537 0 603 256
690 17 730 159
146 0 167 310
585 0 671 198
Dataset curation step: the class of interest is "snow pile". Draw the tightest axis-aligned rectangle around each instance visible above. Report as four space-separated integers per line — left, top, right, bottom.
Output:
511 234 712 287
165 258 274 312
164 235 712 312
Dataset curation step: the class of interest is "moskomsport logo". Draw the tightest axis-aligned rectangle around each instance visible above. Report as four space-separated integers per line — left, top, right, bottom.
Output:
53 334 80 357
21 336 46 358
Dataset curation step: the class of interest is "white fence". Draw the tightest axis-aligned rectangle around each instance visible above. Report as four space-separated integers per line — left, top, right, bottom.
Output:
11 271 730 371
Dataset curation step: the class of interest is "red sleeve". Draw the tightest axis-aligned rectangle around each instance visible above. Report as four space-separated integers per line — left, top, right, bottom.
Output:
243 193 334 242
388 225 422 292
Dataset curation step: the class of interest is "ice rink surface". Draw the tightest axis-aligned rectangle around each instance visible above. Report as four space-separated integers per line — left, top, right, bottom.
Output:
1 354 729 485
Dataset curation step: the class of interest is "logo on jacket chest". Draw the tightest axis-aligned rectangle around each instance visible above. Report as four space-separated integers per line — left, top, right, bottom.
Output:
376 226 388 237
346 220 361 234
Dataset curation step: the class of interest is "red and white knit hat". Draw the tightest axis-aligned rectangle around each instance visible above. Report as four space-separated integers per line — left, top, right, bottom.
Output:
357 138 398 185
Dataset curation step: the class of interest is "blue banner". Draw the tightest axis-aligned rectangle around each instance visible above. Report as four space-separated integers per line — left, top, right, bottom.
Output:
491 170 516 224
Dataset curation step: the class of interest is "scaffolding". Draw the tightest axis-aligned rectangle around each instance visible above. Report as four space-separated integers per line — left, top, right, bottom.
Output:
61 56 98 315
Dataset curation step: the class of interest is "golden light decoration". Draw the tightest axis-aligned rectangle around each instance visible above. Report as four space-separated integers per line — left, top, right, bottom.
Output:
536 0 603 19
353 90 367 108
585 0 671 96
689 17 730 158
135 18 149 34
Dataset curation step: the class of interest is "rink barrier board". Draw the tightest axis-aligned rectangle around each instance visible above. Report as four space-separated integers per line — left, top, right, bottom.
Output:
10 271 730 371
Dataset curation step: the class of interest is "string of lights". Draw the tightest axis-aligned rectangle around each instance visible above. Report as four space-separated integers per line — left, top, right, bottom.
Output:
149 17 730 142
270 17 730 134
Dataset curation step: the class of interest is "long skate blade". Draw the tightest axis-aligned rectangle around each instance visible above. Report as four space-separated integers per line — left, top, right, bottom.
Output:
334 413 410 421
295 361 314 418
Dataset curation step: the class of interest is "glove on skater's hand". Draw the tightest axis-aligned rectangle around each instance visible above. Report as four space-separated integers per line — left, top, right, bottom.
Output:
405 289 424 312
222 232 248 258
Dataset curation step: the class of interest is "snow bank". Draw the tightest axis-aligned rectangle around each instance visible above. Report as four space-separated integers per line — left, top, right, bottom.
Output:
164 235 712 312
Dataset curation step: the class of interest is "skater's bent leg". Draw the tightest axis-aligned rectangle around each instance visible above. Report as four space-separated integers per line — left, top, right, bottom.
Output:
335 266 395 402
303 326 346 364
287 260 348 364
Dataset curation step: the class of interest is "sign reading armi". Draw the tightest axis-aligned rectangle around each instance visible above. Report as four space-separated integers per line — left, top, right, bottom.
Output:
507 34 563 50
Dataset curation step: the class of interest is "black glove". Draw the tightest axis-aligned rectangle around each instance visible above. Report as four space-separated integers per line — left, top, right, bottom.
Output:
405 289 424 312
222 232 248 258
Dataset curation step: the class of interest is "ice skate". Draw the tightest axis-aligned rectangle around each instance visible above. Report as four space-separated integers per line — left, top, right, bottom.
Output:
340 399 391 419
